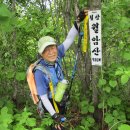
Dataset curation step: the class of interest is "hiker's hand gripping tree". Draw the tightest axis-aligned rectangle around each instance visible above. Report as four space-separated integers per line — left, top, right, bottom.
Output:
27 9 88 130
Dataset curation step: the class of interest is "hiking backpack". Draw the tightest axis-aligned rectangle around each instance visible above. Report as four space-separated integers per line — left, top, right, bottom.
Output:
26 59 60 117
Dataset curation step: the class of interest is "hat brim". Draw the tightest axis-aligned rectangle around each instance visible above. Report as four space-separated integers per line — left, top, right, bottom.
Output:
38 42 56 54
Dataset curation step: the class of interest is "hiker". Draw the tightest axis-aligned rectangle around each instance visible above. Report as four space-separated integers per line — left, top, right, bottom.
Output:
34 10 88 130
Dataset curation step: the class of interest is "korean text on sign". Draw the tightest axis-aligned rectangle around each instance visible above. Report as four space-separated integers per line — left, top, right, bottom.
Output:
88 10 102 66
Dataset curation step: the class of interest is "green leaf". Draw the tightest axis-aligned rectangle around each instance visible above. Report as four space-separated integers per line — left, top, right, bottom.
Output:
115 67 124 76
15 109 32 125
81 118 90 127
107 96 121 107
117 112 126 120
115 70 123 76
119 41 125 49
13 124 27 130
80 100 89 114
121 74 129 85
41 117 53 126
118 124 130 130
123 52 130 60
103 86 111 93
120 17 130 29
98 103 103 109
98 79 107 86
15 72 26 81
81 107 89 114
0 125 10 130
79 126 85 130
0 107 13 127
104 113 114 123
0 4 11 21
6 69 15 79
0 64 4 70
87 116 95 124
32 128 43 130
109 80 117 88
124 70 130 77
26 118 36 127
88 106 94 113
113 110 119 117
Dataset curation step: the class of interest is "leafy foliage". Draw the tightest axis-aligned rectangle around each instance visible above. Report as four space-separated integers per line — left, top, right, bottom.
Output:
118 124 130 130
0 0 130 129
0 107 13 130
0 105 53 130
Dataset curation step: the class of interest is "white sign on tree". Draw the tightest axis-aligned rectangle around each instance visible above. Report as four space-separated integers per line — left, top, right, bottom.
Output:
88 10 102 66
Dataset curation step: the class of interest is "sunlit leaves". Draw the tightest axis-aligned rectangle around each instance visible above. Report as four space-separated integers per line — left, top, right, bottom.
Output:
13 124 27 130
103 86 111 93
123 52 130 61
109 80 117 88
14 107 37 129
105 110 126 127
115 67 130 85
2 68 26 81
98 79 106 86
107 96 121 107
0 0 130 129
80 116 95 130
0 4 11 21
121 74 129 85
0 107 13 129
26 118 36 127
0 3 15 32
104 113 114 124
80 100 89 114
115 69 124 76
41 116 53 127
88 106 95 113
118 124 130 130
0 64 4 70
79 100 94 114
6 69 15 79
32 128 43 130
119 17 130 30
98 79 118 93
15 72 26 81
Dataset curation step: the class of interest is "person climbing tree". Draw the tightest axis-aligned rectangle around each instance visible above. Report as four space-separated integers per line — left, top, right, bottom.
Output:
27 9 88 130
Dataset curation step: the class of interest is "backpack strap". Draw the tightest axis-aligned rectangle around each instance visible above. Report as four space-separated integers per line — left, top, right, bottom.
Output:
34 64 50 77
27 64 39 104
34 64 59 113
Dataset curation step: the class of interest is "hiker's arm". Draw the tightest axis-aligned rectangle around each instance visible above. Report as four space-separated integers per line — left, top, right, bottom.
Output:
62 9 88 52
40 94 56 116
62 25 79 52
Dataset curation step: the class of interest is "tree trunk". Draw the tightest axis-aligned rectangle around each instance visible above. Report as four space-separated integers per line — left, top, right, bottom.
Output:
10 0 18 104
74 0 79 16
88 0 101 104
64 0 71 30
88 0 102 126
88 0 101 9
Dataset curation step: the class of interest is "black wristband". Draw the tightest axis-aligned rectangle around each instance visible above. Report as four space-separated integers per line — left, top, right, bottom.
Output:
52 113 59 119
74 21 80 33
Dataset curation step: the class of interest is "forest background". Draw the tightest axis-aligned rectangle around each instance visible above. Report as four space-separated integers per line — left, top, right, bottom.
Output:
0 0 130 130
